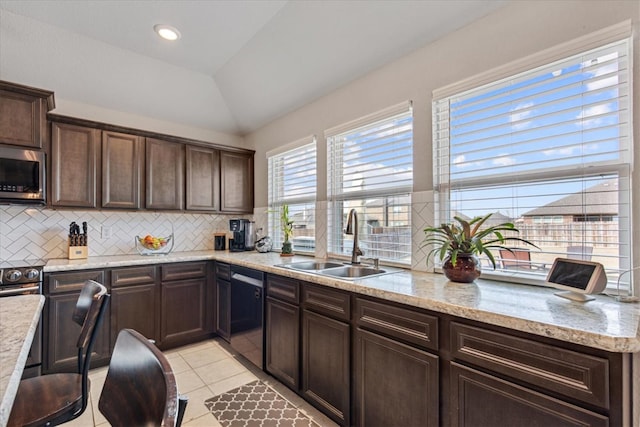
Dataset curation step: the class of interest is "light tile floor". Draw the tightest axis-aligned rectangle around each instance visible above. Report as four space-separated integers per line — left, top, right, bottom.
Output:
65 338 338 427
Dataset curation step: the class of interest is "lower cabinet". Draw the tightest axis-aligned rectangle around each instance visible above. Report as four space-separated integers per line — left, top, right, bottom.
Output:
302 309 350 425
265 274 301 390
110 266 159 345
44 269 111 373
215 262 231 341
265 296 300 390
450 363 608 427
159 262 213 349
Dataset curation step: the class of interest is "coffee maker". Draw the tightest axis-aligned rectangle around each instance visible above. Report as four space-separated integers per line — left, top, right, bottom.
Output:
229 219 256 251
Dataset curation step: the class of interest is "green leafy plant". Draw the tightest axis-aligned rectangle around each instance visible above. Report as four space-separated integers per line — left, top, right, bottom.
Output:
280 204 294 243
422 213 538 268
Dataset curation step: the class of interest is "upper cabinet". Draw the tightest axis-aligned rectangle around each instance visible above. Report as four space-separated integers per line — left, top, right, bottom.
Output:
102 131 144 209
47 113 254 213
146 138 185 210
51 122 100 208
186 145 220 211
221 151 254 213
0 81 54 149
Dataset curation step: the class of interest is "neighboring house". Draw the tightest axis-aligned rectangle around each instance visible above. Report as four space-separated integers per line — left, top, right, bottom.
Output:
519 180 619 247
521 180 618 224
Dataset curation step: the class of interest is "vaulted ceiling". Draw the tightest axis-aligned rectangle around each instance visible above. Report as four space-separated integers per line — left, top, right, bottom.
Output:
0 1 507 136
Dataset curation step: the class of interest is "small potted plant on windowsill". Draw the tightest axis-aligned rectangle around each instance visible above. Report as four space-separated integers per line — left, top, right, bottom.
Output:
280 204 294 256
422 213 538 283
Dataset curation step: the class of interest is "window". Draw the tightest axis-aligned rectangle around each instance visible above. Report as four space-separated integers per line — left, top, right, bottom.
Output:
267 137 316 253
433 29 632 291
326 102 413 264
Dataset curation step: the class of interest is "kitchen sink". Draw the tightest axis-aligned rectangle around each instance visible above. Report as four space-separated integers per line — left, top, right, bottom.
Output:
283 261 345 271
317 265 388 279
275 261 398 280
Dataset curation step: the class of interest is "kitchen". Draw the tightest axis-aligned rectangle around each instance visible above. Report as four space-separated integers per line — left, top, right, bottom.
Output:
1 1 640 426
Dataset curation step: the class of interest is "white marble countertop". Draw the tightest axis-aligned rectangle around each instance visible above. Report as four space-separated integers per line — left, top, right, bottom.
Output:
0 295 45 427
44 251 640 353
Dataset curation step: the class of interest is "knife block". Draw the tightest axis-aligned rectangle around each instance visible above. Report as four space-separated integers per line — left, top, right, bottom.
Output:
68 243 88 259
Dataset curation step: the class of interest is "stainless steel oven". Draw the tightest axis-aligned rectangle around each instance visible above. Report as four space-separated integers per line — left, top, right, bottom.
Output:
0 260 44 377
0 144 46 205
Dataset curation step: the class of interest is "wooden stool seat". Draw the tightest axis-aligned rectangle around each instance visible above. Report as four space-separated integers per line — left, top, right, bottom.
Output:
7 374 84 427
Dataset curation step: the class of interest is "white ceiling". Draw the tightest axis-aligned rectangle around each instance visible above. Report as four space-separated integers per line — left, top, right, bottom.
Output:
0 0 507 136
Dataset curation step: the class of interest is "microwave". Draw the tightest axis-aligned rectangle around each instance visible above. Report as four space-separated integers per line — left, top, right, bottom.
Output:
0 145 46 205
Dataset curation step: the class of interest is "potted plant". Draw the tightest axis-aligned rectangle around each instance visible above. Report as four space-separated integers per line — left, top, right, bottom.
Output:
422 213 538 283
280 204 294 256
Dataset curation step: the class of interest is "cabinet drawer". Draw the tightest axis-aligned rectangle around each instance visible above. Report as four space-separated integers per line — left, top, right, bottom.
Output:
355 298 438 351
303 283 350 322
47 269 106 294
215 262 231 281
450 322 609 409
267 275 300 305
161 262 208 281
111 266 157 287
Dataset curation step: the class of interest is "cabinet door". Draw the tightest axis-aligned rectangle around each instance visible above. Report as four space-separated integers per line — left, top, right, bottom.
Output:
302 310 350 426
51 122 100 207
354 328 439 427
0 89 47 148
44 292 110 373
220 150 253 213
111 284 158 345
186 145 220 211
450 363 608 427
216 279 231 341
146 138 184 210
265 296 300 391
160 278 208 348
102 131 144 209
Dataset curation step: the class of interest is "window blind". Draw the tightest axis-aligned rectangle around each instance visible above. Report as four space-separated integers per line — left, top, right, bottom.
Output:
327 102 413 264
268 137 316 253
433 38 632 291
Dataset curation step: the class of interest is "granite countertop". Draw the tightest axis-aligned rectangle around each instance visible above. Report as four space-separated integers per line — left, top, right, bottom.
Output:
44 251 640 353
0 295 45 427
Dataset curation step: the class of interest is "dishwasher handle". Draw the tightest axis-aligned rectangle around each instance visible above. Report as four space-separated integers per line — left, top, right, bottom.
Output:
230 272 264 288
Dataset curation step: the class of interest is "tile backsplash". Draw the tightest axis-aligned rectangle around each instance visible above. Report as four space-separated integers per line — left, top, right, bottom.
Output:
0 205 246 261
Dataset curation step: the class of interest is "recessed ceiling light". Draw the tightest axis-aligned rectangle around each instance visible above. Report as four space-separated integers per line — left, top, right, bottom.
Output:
154 24 181 41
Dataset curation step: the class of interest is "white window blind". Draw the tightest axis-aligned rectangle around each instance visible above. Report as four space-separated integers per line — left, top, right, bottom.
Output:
327 102 413 264
433 37 633 292
268 137 316 253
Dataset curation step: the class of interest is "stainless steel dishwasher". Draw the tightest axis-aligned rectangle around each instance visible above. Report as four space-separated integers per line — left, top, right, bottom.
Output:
230 265 264 369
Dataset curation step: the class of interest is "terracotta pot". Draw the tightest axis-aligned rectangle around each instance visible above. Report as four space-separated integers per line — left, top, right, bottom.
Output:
442 253 481 283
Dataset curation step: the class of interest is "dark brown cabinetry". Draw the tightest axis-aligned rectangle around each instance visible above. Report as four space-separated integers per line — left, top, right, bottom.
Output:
44 269 110 373
110 266 159 346
265 275 300 391
159 261 213 348
186 145 220 211
353 297 439 427
102 131 144 209
146 138 185 210
220 150 253 213
215 262 231 341
301 284 351 426
0 80 54 148
50 122 100 207
448 321 618 427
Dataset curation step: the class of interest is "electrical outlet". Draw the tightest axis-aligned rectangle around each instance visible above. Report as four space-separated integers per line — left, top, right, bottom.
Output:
101 226 112 239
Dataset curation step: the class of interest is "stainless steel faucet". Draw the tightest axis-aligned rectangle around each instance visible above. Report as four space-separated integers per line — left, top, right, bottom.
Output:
344 208 363 264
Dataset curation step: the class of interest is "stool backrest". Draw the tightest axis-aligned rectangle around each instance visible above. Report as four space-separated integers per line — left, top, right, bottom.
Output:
99 328 182 426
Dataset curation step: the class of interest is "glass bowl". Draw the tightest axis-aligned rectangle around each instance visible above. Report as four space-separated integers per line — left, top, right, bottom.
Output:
135 233 174 255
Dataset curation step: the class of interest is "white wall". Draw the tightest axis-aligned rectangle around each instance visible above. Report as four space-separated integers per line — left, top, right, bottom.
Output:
245 0 640 281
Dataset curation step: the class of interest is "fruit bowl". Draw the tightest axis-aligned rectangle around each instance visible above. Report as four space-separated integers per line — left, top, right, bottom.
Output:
135 233 174 255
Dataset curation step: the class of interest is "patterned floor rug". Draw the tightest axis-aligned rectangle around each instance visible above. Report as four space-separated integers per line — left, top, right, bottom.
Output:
204 380 321 427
